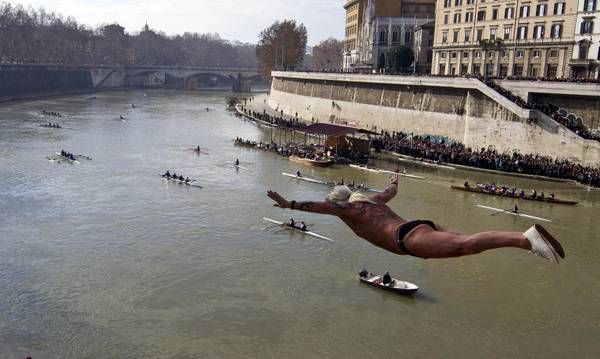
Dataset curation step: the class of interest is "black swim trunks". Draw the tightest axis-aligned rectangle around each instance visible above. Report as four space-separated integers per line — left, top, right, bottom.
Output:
396 220 437 258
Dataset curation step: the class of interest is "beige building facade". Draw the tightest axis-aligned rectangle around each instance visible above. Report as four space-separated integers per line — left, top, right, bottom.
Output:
343 0 436 71
571 0 600 79
432 0 578 79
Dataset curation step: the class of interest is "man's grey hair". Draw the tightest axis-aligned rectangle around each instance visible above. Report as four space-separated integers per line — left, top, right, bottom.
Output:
326 185 376 204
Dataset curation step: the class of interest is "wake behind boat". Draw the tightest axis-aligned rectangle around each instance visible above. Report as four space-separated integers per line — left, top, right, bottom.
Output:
262 217 334 242
350 164 425 180
476 205 552 223
358 269 419 295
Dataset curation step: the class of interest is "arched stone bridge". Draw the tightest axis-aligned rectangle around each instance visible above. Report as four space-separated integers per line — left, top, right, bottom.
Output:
92 65 263 92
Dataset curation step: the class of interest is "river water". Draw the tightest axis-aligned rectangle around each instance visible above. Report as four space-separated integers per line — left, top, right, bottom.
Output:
0 90 599 358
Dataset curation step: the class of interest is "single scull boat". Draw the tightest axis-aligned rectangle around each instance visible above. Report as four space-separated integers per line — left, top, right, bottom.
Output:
476 205 551 222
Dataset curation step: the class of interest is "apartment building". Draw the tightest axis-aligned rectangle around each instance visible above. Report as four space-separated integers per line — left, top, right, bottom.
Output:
432 0 578 79
572 0 600 78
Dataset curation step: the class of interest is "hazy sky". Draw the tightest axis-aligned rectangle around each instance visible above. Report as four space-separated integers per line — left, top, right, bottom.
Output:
14 0 345 45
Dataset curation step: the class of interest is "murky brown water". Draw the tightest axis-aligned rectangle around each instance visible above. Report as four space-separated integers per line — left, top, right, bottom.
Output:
0 90 598 358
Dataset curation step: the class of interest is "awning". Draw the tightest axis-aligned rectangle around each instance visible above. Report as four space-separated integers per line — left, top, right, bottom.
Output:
304 123 380 137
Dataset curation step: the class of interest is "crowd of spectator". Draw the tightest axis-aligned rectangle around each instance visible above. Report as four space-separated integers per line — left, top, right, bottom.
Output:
372 131 600 188
238 107 308 131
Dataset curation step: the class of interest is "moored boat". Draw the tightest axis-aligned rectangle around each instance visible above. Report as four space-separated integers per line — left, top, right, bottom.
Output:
451 185 578 205
289 155 334 167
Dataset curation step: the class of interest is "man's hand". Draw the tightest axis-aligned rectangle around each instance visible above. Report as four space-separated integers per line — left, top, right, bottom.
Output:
267 190 291 209
389 174 399 186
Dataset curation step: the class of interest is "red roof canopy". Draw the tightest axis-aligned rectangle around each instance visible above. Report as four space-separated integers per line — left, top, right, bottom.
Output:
304 123 380 137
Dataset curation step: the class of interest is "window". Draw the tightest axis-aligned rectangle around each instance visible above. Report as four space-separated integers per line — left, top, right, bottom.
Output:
532 50 541 58
477 10 486 21
442 32 448 43
549 49 558 57
581 20 594 35
583 0 596 12
551 24 562 39
514 65 523 76
492 9 498 20
444 14 449 25
451 52 457 59
516 50 524 58
464 29 471 42
534 25 545 39
443 0 451 8
454 13 462 24
476 28 483 41
379 28 387 44
466 0 474 4
579 43 589 60
463 51 469 58
504 27 511 40
475 51 481 59
520 5 529 18
455 0 462 6
405 31 412 44
554 2 565 15
501 50 508 58
490 28 497 40
441 52 447 59
518 26 528 40
392 28 399 43
453 30 459 43
465 12 473 22
536 4 547 16
505 7 514 19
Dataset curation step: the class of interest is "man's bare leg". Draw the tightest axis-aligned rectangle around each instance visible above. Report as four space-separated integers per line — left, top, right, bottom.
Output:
405 229 529 259
405 225 564 263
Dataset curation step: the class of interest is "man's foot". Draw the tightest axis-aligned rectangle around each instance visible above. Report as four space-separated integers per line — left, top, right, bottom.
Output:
523 224 565 264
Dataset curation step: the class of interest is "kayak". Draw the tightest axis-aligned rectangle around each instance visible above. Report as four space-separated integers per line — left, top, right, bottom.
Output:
358 271 419 295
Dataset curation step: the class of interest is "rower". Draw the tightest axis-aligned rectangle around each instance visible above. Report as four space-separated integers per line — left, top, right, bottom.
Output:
164 171 171 178
539 192 545 200
513 205 519 214
235 159 240 166
531 189 537 199
197 146 201 152
185 177 191 183
120 115 124 120
289 218 295 227
550 193 555 200
172 172 177 179
296 170 301 177
300 222 307 232
464 181 470 188
179 175 185 181
382 272 393 286
359 268 369 278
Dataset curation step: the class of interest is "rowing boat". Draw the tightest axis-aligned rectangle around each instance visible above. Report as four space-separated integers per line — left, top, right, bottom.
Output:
282 172 333 185
451 185 578 205
234 164 248 170
39 124 62 129
358 271 419 295
159 174 203 188
189 148 210 155
375 169 425 180
55 152 80 164
476 205 552 222
392 153 456 170
262 217 334 242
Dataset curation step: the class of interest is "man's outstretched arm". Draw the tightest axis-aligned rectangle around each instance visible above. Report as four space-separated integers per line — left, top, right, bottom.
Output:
370 175 398 204
267 190 344 216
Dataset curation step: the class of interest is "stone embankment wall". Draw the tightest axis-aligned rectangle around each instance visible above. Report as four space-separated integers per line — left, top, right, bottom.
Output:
0 66 94 99
268 72 600 166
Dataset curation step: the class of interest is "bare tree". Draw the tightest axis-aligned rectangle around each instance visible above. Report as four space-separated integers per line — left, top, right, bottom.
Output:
311 38 343 71
256 19 307 76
